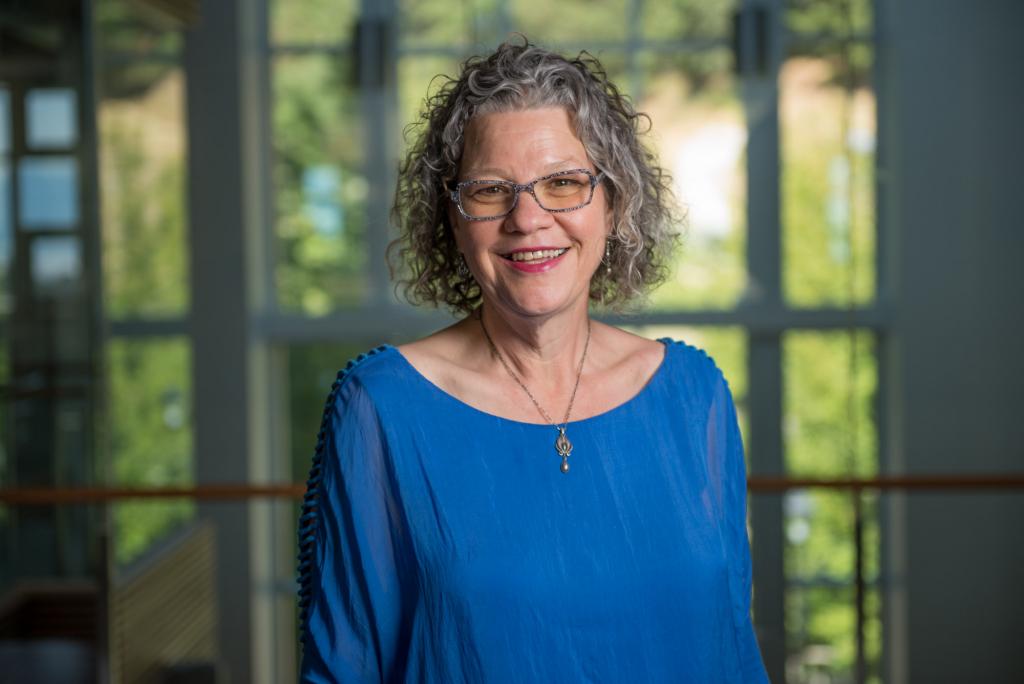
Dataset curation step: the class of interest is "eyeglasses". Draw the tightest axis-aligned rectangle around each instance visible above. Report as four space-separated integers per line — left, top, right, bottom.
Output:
449 168 605 221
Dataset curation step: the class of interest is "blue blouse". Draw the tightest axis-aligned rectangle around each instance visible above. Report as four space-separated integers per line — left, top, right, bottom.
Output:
298 339 769 683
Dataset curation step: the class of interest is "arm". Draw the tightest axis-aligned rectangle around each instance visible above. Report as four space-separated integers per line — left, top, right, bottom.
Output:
709 371 771 683
298 374 413 683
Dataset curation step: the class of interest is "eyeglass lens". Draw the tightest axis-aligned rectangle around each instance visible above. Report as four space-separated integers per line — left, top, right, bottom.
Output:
458 171 595 218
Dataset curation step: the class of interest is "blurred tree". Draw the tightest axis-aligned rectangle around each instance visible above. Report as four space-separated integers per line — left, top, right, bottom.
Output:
107 338 192 565
101 121 188 318
100 107 193 565
274 54 368 312
98 0 193 565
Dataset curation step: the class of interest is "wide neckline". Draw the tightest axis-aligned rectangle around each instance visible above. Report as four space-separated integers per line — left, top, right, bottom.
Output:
385 338 673 429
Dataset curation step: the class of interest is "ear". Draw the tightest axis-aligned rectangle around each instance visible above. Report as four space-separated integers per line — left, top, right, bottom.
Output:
447 202 465 248
599 178 614 236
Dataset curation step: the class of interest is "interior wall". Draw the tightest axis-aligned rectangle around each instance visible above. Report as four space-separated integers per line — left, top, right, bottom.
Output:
880 1 1024 681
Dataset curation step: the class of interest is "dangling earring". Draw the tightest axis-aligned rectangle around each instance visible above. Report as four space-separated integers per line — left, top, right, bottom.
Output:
600 239 612 306
457 253 471 278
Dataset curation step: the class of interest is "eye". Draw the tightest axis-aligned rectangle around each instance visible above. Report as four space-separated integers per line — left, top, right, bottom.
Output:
539 172 590 197
551 177 583 188
466 183 512 198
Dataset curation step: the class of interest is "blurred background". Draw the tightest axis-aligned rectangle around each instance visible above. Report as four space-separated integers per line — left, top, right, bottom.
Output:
0 0 1021 682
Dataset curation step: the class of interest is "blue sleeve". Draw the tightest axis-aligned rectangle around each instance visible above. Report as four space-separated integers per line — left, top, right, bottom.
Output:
297 371 414 683
710 370 771 683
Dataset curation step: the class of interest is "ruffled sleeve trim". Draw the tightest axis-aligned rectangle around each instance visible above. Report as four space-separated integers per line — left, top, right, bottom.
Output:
656 336 734 392
296 345 390 647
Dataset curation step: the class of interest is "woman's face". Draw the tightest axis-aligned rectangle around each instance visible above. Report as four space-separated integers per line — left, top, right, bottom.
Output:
451 107 611 320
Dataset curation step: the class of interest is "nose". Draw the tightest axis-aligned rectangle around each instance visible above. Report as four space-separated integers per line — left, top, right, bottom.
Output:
504 187 553 233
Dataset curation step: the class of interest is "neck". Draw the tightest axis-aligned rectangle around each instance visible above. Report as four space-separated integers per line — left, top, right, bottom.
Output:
476 299 592 390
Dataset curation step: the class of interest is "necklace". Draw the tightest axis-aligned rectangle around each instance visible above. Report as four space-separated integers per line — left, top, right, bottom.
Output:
477 309 591 474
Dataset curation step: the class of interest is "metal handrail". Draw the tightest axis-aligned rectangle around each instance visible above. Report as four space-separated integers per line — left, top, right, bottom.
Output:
1 474 1023 505
2 473 1021 683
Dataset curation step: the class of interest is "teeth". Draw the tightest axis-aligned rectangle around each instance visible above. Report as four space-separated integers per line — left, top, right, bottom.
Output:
509 248 568 262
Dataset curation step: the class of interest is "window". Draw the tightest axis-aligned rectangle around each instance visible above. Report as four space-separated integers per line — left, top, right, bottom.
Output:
268 1 882 681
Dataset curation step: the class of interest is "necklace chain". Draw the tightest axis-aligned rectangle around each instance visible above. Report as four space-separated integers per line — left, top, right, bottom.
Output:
477 309 591 431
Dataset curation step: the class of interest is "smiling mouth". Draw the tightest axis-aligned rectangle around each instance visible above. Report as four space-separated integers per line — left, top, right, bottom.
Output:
502 248 569 263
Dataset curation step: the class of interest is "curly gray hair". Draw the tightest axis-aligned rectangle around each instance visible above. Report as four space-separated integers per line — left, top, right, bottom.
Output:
388 38 681 314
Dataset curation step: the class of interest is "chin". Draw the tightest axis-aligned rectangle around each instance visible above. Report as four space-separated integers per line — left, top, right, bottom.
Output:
494 286 588 318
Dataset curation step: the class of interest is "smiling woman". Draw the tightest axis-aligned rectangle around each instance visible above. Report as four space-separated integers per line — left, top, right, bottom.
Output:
448 107 609 319
297 38 770 683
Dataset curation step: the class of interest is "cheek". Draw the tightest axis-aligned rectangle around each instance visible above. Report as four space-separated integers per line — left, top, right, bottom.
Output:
450 217 482 258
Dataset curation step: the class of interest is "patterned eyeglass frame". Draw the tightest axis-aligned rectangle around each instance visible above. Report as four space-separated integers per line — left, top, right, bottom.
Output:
448 168 605 221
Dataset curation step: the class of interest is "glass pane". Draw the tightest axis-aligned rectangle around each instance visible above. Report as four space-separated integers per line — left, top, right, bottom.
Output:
94 0 182 55
0 160 11 312
622 325 749 442
3 498 297 679
98 64 188 318
0 88 10 153
784 490 881 682
107 337 193 565
637 49 748 311
783 329 876 477
26 88 78 149
274 54 367 313
785 0 872 37
781 41 875 308
398 0 507 49
18 157 79 228
785 490 855 581
107 500 293 680
287 341 380 482
641 0 740 40
30 236 82 297
397 55 462 151
786 581 860 684
272 0 358 46
510 0 629 44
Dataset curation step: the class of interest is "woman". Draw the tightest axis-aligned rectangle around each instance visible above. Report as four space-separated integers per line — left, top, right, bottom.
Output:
298 40 769 683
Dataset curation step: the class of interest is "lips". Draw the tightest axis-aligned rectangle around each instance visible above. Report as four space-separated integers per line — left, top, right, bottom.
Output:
499 246 570 273
500 247 570 263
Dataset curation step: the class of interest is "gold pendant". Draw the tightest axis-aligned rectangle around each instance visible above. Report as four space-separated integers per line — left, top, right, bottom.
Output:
555 427 572 473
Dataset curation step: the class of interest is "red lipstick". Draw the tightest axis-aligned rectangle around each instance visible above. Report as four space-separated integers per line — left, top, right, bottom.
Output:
500 246 570 273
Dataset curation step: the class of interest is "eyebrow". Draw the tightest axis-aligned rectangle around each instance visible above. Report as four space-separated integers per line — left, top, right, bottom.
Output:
461 159 588 180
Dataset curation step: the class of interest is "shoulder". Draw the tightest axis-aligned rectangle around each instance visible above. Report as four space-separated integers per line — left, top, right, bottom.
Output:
658 337 733 398
323 345 409 415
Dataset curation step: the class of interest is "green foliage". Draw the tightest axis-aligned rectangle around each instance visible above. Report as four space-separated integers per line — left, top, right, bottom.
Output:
398 56 463 141
287 342 376 483
641 0 738 40
101 120 188 318
95 0 182 56
511 0 629 44
98 39 193 564
782 54 876 308
784 331 876 478
630 55 748 311
399 0 506 47
107 338 193 565
272 0 358 45
786 585 857 675
787 0 872 39
787 0 872 97
783 331 879 679
273 55 368 313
